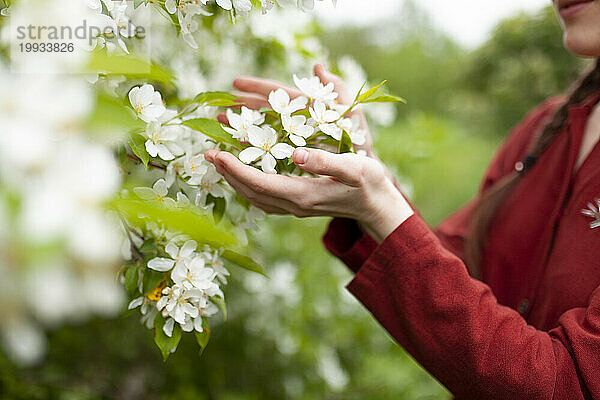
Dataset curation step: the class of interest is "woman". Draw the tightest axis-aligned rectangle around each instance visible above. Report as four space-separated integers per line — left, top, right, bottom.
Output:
205 1 600 398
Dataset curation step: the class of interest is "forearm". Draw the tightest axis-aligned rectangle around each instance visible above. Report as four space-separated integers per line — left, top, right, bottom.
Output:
346 214 597 399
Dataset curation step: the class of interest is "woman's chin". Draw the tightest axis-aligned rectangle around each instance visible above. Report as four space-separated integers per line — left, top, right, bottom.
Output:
564 31 600 57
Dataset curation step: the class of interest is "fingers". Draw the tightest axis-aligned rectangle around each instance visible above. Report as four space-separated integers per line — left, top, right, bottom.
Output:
217 92 269 126
217 112 228 125
231 91 270 110
233 76 302 99
211 151 307 201
314 63 343 87
204 149 218 163
208 151 314 216
218 168 291 215
292 147 365 186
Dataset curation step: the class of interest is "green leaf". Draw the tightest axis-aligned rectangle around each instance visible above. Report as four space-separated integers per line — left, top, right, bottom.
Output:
210 296 227 321
181 118 240 148
207 194 226 223
112 199 238 249
338 130 354 154
221 249 266 276
142 269 164 295
86 93 140 131
193 91 239 107
359 80 387 102
139 239 158 254
133 0 149 8
87 53 174 85
124 266 139 296
352 81 367 105
154 316 182 362
361 94 407 104
258 108 281 119
128 133 150 169
194 319 211 355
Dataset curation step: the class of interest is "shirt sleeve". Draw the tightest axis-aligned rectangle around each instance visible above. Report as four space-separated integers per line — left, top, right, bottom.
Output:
347 214 599 399
322 96 563 271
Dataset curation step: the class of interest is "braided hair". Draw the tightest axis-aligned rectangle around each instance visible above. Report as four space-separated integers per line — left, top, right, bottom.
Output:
465 58 600 279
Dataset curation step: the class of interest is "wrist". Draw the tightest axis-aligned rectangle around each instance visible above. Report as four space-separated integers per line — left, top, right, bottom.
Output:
360 180 414 243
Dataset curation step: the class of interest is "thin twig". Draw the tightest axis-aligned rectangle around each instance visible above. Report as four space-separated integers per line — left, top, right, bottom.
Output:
126 153 167 170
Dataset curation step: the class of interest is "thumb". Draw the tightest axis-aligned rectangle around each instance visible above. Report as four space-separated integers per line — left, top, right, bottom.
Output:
314 63 342 86
293 147 363 185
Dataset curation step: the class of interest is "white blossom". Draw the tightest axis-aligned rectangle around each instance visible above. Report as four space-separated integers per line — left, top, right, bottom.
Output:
147 240 198 272
293 74 338 102
129 84 167 123
223 107 265 141
195 164 228 207
157 285 200 325
282 114 314 146
268 88 308 115
238 126 294 174
134 179 177 208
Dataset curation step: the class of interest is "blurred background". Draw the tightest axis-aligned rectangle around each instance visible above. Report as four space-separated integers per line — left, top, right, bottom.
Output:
0 0 589 399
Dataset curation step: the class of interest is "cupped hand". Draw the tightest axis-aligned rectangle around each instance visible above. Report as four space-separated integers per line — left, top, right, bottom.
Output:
204 147 414 243
221 63 375 157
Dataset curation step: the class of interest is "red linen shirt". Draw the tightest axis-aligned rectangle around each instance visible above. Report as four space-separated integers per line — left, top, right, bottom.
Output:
323 92 600 399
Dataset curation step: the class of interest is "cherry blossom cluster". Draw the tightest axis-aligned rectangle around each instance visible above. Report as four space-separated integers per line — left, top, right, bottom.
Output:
229 74 369 174
161 0 338 48
123 83 269 358
1 0 400 365
127 239 225 338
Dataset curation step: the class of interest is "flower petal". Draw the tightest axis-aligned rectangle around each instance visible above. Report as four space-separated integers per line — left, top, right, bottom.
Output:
157 296 168 311
156 145 175 161
239 147 266 164
128 86 140 107
297 124 314 138
261 153 277 174
270 143 294 159
180 240 197 257
153 179 169 197
268 89 290 113
138 84 155 105
128 297 144 310
165 242 179 258
133 187 156 200
183 303 199 318
163 318 175 337
171 261 188 284
289 134 306 147
216 0 232 9
148 257 175 272
227 110 243 130
189 255 205 272
246 125 268 148
145 141 159 157
288 96 308 113
194 317 204 332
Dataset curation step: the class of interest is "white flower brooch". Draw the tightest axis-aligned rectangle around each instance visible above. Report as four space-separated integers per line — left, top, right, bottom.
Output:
582 199 600 229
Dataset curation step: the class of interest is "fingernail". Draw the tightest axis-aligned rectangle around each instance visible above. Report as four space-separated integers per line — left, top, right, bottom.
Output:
204 151 217 163
294 148 309 165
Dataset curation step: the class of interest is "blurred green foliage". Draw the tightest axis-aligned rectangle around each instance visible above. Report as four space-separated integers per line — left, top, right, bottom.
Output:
323 3 584 137
0 3 589 400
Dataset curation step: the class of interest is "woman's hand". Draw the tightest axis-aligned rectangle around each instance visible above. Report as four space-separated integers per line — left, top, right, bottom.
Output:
204 147 414 243
223 63 376 158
